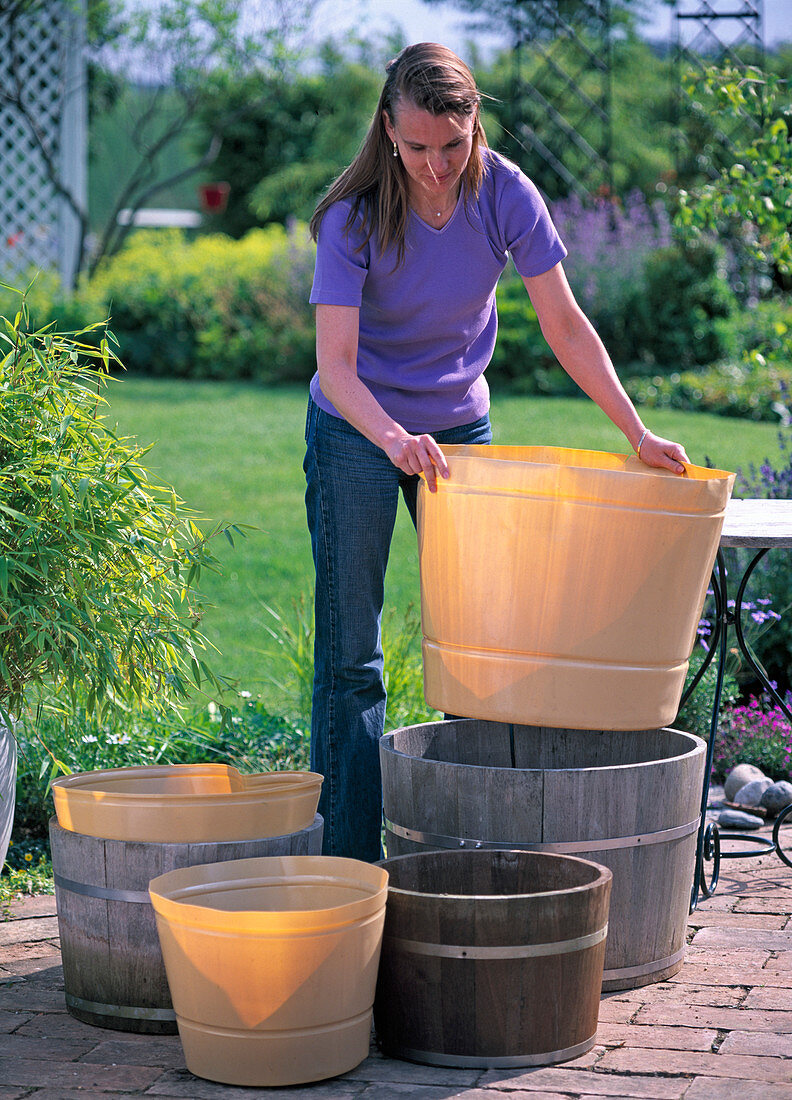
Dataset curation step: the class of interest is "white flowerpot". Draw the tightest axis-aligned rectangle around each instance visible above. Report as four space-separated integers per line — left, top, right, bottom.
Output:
0 719 16 869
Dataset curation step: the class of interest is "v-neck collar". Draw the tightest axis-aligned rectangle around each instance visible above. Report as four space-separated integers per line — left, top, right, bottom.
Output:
409 190 463 234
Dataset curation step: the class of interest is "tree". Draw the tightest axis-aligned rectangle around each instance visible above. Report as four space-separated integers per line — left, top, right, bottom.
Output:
198 45 383 236
676 65 792 283
0 0 320 286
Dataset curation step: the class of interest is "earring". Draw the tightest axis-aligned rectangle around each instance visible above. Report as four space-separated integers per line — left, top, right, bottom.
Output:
393 141 398 158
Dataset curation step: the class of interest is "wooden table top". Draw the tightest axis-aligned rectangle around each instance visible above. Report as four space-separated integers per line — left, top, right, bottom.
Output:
720 498 792 549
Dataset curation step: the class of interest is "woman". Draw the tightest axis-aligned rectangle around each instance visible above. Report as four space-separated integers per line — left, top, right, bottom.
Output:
306 42 689 862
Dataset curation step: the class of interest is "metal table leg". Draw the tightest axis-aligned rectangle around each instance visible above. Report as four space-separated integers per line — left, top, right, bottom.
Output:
687 548 791 911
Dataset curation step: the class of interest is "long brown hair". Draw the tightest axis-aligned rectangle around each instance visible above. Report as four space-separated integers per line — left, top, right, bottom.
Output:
310 42 488 265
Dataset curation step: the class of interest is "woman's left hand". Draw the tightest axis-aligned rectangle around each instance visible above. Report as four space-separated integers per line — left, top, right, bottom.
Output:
637 431 690 475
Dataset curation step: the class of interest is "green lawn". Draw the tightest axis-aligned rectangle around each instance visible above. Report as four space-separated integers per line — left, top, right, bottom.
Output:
105 377 784 699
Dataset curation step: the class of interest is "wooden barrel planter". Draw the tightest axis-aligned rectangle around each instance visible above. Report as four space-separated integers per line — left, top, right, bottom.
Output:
374 849 612 1068
380 721 705 991
49 814 323 1033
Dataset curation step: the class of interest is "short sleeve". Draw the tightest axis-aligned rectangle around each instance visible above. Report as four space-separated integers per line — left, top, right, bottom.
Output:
309 201 370 306
492 157 567 278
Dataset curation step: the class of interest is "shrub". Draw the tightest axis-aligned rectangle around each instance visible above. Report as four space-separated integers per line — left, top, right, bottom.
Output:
489 275 567 392
624 352 792 422
0 298 235 721
20 226 318 384
551 190 673 367
714 693 792 781
727 422 792 692
547 194 737 372
621 237 738 369
677 650 738 744
12 692 309 845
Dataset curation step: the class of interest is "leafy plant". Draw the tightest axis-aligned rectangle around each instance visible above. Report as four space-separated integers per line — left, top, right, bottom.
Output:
676 65 792 285
11 690 309 844
0 290 241 724
713 692 792 781
677 649 738 744
260 593 440 734
18 227 318 384
550 190 675 367
0 850 53 914
726 419 792 693
625 352 792 421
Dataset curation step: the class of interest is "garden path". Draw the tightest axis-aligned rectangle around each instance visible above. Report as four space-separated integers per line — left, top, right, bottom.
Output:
1 823 791 1100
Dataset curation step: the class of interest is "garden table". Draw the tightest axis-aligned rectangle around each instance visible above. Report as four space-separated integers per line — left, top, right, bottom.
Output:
687 497 792 908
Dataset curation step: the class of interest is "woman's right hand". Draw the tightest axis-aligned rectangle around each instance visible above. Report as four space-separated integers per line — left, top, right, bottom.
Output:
384 432 449 492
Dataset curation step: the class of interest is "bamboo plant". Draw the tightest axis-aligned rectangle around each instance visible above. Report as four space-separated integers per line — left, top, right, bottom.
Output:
0 288 239 724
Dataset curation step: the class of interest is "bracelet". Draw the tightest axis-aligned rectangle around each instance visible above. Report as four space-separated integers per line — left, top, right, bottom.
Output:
635 428 649 458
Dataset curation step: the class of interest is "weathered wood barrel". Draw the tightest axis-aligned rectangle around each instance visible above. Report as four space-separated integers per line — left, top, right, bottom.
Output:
49 814 323 1033
380 721 705 991
374 849 612 1068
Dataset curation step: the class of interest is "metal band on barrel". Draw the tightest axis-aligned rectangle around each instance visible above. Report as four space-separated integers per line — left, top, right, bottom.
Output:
386 924 607 959
65 992 175 1022
383 817 699 852
602 945 686 982
388 1035 596 1069
54 872 151 904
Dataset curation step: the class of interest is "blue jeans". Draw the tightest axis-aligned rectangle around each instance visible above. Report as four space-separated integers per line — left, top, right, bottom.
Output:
304 399 492 861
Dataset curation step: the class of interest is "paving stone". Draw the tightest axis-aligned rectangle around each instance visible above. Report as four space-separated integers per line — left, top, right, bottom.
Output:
596 1023 718 1051
685 1078 792 1100
0 1031 96 1061
144 1068 366 1097
0 1054 162 1091
595 998 639 1024
743 987 792 1011
0 1089 30 1100
669 964 785 987
2 896 56 920
764 953 792 971
0 1011 33 1035
687 911 788 929
687 893 739 912
12 1010 109 1043
76 1036 184 1069
478 1068 689 1097
683 947 773 968
0 916 59 947
0 941 61 963
356 1088 503 1099
403 1092 572 1100
635 1003 792 1032
341 1055 480 1087
0 985 66 1013
597 1046 792 1081
601 983 745 1008
2 960 63 987
719 1031 792 1057
734 897 792 914
691 927 792 952
26 1093 154 1099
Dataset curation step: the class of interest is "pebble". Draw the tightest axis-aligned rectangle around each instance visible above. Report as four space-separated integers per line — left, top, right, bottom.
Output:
761 781 792 816
724 763 766 802
733 777 774 807
717 809 765 830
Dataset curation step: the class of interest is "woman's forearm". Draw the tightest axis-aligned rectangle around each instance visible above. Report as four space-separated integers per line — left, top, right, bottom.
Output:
540 309 645 451
318 358 411 452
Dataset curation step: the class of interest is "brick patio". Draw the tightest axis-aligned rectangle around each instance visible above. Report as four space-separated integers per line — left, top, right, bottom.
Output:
2 831 791 1100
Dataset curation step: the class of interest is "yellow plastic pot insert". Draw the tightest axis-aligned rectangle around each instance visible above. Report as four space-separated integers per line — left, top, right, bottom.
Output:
149 855 388 1087
418 444 734 730
52 764 323 843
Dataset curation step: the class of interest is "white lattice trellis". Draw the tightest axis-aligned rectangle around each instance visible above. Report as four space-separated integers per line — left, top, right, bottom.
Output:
0 0 87 290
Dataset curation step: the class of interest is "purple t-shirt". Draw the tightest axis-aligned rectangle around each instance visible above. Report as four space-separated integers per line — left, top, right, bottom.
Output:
309 149 567 433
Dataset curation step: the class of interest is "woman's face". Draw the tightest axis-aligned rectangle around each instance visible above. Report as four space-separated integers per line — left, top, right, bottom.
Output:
383 100 475 206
